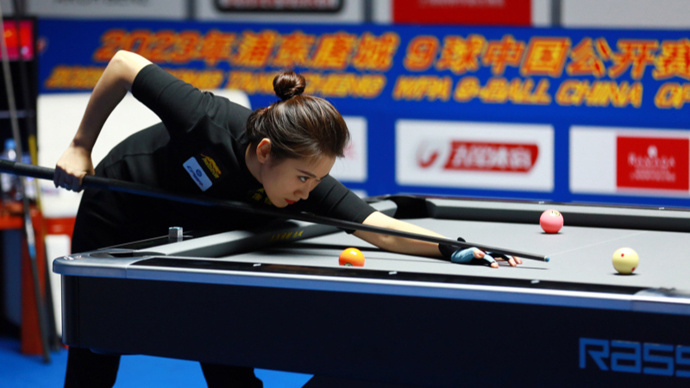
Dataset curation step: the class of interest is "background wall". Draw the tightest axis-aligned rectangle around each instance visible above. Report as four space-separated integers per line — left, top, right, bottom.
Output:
3 0 688 355
5 0 690 28
2 0 690 210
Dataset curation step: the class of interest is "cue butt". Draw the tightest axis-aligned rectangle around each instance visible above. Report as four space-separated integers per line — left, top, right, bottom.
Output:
1 160 551 263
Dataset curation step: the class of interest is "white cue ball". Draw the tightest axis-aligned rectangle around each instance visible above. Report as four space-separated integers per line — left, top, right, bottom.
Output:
612 247 639 275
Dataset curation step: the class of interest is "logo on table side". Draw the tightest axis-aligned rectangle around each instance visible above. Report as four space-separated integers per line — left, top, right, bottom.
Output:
580 337 690 377
271 230 304 241
416 140 539 172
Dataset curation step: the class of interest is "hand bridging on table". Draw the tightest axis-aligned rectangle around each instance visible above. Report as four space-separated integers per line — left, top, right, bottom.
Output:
451 248 522 269
440 238 523 269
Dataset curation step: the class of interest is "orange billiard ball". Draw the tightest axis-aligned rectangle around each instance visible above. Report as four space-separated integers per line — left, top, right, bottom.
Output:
339 247 365 267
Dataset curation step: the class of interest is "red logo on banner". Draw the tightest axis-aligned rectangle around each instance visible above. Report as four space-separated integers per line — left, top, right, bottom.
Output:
417 141 538 172
617 137 689 191
416 141 441 168
393 0 531 26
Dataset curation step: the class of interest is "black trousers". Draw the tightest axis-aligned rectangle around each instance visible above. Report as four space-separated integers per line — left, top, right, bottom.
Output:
64 347 263 387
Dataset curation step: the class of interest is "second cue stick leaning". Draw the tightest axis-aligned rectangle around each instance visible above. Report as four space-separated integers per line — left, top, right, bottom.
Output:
1 160 550 262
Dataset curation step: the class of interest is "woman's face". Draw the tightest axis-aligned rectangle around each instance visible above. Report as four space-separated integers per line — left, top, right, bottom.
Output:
260 154 336 208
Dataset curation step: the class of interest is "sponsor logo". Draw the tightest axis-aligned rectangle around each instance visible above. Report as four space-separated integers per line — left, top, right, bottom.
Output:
271 230 304 242
248 188 273 206
183 157 213 192
200 153 222 178
617 137 689 191
416 140 539 173
580 337 690 377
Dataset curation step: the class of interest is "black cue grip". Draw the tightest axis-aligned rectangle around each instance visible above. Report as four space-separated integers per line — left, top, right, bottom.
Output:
0 160 218 207
1 159 54 181
0 160 550 262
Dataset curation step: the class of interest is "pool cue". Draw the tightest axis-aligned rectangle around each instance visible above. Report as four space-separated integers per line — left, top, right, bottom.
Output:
0 160 551 262
0 12 52 362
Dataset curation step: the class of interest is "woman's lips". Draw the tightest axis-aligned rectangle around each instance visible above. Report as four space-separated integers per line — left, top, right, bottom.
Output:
285 199 296 205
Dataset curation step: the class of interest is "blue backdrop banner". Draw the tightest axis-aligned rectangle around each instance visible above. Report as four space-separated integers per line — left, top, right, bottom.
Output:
37 19 690 207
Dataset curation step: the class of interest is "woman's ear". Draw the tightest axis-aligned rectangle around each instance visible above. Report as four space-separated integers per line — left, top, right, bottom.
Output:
255 138 272 164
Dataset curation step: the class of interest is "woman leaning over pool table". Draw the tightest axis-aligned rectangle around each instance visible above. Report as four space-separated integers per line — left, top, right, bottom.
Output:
53 50 521 387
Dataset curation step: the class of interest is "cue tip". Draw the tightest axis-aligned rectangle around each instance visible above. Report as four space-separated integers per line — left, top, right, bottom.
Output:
544 256 550 262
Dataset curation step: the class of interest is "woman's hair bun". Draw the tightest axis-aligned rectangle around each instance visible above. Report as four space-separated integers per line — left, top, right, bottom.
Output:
273 70 306 101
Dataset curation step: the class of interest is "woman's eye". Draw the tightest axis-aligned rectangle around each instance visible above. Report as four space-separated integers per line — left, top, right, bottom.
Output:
299 176 308 183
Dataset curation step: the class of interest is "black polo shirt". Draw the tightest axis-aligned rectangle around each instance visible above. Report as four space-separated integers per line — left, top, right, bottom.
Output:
71 64 374 252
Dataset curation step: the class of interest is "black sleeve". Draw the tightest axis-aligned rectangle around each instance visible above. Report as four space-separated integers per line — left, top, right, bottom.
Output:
130 64 249 138
293 175 376 226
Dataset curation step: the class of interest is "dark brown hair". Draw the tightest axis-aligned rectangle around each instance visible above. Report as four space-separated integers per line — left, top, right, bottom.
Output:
246 71 349 161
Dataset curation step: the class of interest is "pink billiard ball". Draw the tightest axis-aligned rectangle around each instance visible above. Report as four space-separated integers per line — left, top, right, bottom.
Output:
540 209 564 234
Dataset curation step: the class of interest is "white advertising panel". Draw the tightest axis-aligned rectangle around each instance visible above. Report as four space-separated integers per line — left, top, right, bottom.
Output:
396 120 554 191
330 116 367 183
562 0 690 29
27 0 187 20
570 126 690 196
196 0 364 23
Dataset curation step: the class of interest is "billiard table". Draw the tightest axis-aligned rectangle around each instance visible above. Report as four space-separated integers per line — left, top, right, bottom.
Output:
53 196 690 387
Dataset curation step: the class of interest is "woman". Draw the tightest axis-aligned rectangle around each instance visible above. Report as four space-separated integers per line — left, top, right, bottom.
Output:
55 50 521 387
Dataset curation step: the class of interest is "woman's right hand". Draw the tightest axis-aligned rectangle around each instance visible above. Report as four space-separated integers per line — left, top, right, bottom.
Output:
54 145 94 192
